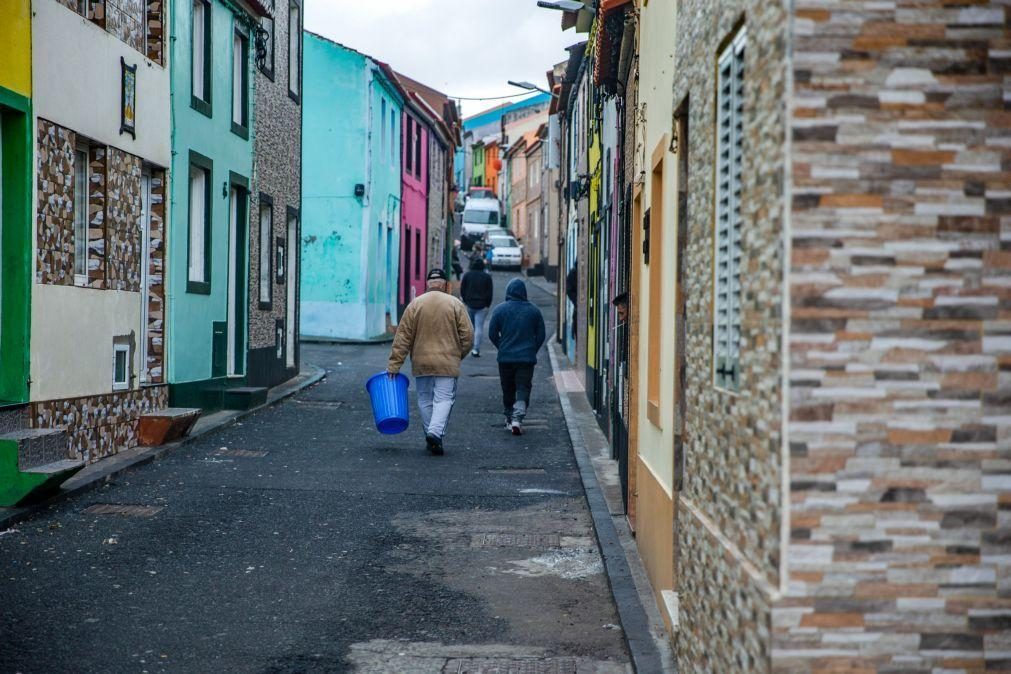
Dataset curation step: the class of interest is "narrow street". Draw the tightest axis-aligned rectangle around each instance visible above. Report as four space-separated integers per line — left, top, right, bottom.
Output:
0 275 631 673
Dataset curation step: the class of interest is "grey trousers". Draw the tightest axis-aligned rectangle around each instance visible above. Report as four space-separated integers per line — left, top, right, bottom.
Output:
415 376 458 439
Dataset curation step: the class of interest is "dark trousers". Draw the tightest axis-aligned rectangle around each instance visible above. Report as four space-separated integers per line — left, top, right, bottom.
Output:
499 362 535 421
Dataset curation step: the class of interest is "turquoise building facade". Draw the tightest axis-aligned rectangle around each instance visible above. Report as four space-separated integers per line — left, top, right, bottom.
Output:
168 0 267 407
301 34 403 341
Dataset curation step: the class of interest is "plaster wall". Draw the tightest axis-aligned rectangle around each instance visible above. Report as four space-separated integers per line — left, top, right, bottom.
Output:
30 285 141 401
167 0 255 384
33 0 170 166
401 109 428 306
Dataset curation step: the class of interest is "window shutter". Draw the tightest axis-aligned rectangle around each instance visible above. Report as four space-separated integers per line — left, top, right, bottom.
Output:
714 30 745 390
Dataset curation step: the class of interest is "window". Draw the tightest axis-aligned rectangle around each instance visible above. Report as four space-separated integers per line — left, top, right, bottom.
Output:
414 230 421 280
381 98 387 158
390 109 396 163
288 1 301 100
259 16 275 78
188 154 212 293
73 144 89 285
405 116 414 173
258 195 273 308
113 342 130 391
232 29 249 137
714 28 746 391
191 0 211 114
414 124 422 178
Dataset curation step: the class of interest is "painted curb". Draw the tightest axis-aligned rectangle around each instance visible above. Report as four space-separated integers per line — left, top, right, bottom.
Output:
0 364 327 530
546 341 676 674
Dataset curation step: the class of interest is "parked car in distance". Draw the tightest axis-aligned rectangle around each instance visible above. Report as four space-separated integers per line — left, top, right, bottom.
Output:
460 199 501 250
488 234 523 270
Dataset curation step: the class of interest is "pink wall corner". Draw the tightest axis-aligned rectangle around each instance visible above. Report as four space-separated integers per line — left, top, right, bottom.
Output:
400 110 430 306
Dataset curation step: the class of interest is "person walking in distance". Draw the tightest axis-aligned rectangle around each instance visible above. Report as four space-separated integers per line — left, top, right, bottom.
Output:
459 257 493 357
489 279 546 436
387 269 474 455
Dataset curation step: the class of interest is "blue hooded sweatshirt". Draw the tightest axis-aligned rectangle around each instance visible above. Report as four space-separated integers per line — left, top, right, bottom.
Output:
489 279 547 364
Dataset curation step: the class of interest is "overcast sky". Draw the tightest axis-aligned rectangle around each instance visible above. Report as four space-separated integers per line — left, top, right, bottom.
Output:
305 0 577 118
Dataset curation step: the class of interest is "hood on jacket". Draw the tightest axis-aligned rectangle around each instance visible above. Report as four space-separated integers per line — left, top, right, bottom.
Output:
506 279 528 302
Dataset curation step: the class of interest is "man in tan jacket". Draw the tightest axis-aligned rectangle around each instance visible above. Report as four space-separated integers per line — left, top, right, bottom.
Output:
387 269 474 455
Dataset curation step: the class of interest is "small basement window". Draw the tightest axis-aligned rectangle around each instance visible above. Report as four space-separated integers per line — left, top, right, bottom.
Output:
113 343 131 391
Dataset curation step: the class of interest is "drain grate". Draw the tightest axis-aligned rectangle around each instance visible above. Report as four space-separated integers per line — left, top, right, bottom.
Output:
83 504 164 518
213 448 268 458
470 532 561 548
443 657 578 673
484 468 546 475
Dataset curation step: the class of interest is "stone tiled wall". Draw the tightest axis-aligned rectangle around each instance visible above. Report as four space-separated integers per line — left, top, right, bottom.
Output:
146 170 166 383
31 386 168 463
87 145 107 288
780 2 1011 672
106 148 142 292
668 0 788 670
428 138 447 270
106 0 144 53
250 1 301 359
144 0 163 63
36 119 76 286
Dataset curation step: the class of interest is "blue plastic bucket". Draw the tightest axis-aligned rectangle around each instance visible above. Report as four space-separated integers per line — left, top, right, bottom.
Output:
365 372 410 435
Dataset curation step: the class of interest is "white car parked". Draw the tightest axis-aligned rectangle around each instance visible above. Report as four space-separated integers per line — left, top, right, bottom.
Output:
488 235 523 270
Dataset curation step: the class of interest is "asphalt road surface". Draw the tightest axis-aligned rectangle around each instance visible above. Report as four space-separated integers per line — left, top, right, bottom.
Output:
0 272 631 673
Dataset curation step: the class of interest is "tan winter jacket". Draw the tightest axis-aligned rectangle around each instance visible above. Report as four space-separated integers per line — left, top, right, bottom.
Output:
387 290 474 378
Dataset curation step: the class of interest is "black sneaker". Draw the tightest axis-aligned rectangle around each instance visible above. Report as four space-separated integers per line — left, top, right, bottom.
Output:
426 434 444 455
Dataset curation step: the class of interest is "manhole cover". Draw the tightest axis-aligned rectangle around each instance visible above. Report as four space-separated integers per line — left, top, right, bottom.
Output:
484 468 546 475
470 533 561 548
83 504 164 518
443 657 577 673
213 448 268 458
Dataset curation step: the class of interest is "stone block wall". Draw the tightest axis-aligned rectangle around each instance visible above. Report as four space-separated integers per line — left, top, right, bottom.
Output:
87 145 107 288
31 386 168 463
249 0 301 374
668 0 789 670
780 1 1011 672
145 0 163 64
36 119 76 286
428 139 447 270
106 148 142 292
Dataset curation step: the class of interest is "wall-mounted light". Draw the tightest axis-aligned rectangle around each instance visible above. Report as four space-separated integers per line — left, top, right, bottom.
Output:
354 183 366 198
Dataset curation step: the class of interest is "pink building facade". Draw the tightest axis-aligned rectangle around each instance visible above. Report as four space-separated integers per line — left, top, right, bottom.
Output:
399 107 429 311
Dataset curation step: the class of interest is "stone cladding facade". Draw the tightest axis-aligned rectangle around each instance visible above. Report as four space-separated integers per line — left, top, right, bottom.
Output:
55 0 157 61
31 386 168 463
87 145 107 288
249 2 301 367
778 2 1011 672
146 170 166 383
106 147 142 292
427 137 447 271
668 0 789 670
36 119 76 286
144 0 163 64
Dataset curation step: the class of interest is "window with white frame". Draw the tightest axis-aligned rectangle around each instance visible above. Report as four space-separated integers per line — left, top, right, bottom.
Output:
192 0 211 108
259 197 273 307
73 144 89 285
713 28 746 391
288 1 301 100
188 161 210 289
232 29 249 133
113 342 131 391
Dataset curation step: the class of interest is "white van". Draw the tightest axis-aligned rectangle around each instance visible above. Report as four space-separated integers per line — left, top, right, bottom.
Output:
460 198 501 249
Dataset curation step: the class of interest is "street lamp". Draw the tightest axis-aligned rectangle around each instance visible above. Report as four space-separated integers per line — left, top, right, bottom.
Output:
536 0 586 10
507 80 551 95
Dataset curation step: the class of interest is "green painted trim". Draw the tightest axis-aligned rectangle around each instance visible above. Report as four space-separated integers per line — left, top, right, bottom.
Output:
186 150 213 295
0 88 32 403
0 440 83 507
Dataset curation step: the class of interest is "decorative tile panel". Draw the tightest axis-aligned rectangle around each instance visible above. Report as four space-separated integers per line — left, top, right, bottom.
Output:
36 119 76 286
31 386 168 463
105 148 142 292
146 170 166 383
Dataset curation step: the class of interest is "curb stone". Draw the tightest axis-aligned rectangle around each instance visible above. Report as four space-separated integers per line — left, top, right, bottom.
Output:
0 364 327 530
546 339 676 674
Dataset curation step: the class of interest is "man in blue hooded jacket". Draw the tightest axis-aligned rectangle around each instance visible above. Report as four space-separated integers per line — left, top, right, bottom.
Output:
488 279 547 435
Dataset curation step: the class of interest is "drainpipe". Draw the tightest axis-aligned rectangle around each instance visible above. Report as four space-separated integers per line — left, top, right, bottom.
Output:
362 63 375 336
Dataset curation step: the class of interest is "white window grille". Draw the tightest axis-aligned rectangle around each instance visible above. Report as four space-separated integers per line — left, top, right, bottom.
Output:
713 28 745 391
